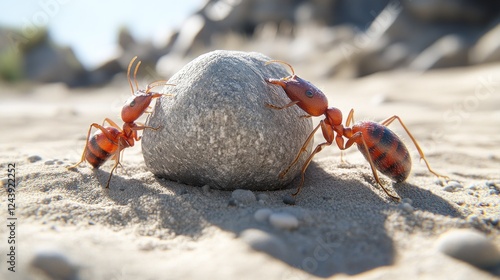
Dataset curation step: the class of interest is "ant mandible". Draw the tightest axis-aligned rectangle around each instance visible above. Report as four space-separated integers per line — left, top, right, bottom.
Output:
68 56 174 188
265 60 448 201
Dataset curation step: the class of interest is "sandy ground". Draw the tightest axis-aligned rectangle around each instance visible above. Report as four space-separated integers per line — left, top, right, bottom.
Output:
1 62 500 280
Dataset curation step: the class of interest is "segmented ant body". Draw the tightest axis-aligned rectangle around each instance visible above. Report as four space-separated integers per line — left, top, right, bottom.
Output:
266 60 447 200
69 57 174 188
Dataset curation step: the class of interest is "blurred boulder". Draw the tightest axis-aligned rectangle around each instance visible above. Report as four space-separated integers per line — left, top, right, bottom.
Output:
156 0 500 79
22 33 86 87
7 1 500 85
409 34 470 71
85 59 122 86
470 19 500 64
404 0 499 24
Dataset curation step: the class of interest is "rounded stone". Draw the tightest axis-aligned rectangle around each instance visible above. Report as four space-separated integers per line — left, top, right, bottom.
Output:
30 251 78 280
443 181 463 192
231 189 256 205
436 229 500 268
240 228 289 260
254 208 273 223
142 50 313 190
269 212 299 230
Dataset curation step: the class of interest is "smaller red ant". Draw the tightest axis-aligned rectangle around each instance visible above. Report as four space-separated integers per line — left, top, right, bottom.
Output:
265 60 448 200
68 56 174 188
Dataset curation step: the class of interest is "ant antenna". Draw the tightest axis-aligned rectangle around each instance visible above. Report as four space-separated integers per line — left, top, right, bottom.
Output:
127 56 137 94
146 81 176 93
265 60 295 76
133 60 141 93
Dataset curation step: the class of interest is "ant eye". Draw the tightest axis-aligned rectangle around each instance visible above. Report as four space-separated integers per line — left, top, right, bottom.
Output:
305 90 314 98
129 100 136 107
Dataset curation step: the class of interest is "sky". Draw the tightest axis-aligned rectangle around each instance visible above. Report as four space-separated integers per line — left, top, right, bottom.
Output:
0 0 201 69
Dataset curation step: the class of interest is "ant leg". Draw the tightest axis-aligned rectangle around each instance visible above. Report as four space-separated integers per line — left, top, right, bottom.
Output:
380 115 448 180
67 123 96 169
106 143 124 188
293 141 331 196
265 60 296 76
102 118 122 131
345 109 356 126
68 123 119 169
133 123 162 131
265 100 299 110
337 109 356 163
147 81 175 94
344 133 400 201
280 123 321 178
291 120 334 196
131 122 163 141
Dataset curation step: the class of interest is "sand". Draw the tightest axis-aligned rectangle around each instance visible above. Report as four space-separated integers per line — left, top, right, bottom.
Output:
1 62 499 280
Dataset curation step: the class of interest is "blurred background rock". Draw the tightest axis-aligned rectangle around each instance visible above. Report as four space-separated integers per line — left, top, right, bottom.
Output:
1 0 499 87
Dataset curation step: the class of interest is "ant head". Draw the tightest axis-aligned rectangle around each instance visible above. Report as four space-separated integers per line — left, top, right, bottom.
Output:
121 57 174 123
265 60 328 117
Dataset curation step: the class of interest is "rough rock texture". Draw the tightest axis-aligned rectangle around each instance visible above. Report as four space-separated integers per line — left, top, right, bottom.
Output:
142 50 314 190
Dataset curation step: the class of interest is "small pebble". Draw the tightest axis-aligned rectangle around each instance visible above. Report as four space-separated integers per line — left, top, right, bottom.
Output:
227 198 238 207
443 181 463 192
477 202 489 207
467 184 479 190
399 202 414 214
44 160 55 165
240 229 288 260
269 212 299 230
486 181 500 195
401 197 413 205
254 208 273 223
137 240 155 251
467 215 480 225
231 189 256 205
434 178 444 186
486 218 499 227
41 197 52 204
282 194 296 205
256 193 269 202
30 251 78 280
436 229 500 268
28 155 42 163
485 180 499 187
202 185 211 195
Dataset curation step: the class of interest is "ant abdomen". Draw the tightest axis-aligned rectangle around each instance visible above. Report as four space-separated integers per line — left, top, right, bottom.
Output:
353 121 411 183
85 127 121 169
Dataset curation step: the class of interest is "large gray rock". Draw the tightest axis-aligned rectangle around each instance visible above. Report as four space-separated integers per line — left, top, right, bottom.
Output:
142 50 313 191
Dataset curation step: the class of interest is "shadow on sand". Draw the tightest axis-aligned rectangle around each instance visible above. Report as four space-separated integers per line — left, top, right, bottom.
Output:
96 161 464 278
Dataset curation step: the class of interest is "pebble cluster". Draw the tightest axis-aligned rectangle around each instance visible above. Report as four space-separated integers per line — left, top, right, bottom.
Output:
254 208 300 231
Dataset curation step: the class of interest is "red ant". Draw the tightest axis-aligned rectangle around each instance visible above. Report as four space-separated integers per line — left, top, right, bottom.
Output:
265 60 448 200
68 56 174 188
